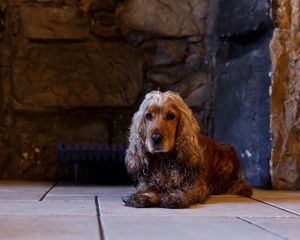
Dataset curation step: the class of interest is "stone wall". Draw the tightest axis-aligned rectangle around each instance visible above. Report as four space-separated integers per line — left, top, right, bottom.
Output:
270 0 300 190
0 0 214 180
4 0 296 190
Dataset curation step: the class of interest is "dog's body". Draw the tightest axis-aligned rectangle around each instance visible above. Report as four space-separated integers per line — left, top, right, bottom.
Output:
123 91 252 208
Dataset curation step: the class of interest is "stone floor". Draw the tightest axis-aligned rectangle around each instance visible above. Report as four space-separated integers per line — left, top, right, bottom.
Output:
0 181 300 240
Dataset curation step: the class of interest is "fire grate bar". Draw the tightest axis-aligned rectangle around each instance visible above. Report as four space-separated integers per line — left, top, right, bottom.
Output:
56 144 127 184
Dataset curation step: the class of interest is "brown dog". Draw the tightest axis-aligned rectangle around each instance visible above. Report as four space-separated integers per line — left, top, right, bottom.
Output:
123 91 252 208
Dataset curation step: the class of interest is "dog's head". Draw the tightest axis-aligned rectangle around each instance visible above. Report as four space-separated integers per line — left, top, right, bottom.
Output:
126 90 204 175
131 91 201 154
143 95 179 153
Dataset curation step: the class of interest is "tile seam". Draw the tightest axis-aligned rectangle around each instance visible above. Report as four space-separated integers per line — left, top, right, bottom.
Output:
251 197 300 217
95 196 105 240
39 182 58 201
237 217 289 240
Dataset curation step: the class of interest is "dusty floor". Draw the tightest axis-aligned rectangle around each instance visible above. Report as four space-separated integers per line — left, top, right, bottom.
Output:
0 181 299 240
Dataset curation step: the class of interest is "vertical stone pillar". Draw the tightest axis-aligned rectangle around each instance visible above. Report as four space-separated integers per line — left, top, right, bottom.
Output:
214 0 272 188
270 0 300 189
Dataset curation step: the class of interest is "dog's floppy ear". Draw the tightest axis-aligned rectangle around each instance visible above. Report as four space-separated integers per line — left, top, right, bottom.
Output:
173 96 204 167
125 92 158 176
125 110 147 176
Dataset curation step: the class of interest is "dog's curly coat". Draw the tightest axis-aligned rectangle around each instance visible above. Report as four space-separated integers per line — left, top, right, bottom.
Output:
123 90 252 209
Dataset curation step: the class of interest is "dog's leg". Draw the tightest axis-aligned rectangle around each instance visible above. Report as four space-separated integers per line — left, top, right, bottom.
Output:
123 185 160 208
227 180 253 197
159 180 209 209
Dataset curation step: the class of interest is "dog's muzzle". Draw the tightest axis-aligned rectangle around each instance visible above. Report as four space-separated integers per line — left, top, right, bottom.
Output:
151 133 163 146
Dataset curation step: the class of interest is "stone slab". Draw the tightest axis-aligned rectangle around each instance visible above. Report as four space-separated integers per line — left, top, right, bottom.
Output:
214 34 272 188
243 217 300 240
49 183 134 197
0 181 54 201
0 215 99 240
20 5 89 40
217 0 270 35
98 195 295 217
44 195 95 201
270 28 300 190
0 200 96 216
11 43 143 111
102 216 282 240
119 0 208 37
251 196 300 216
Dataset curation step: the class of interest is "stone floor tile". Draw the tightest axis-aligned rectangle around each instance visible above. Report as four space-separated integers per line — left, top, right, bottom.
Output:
252 189 300 215
0 200 96 216
49 182 134 197
44 194 95 202
243 217 300 240
0 181 54 201
0 215 100 240
251 196 300 216
101 216 282 240
98 196 295 217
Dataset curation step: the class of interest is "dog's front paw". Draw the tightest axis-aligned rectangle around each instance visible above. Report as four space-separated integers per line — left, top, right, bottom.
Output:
123 192 159 208
159 190 190 209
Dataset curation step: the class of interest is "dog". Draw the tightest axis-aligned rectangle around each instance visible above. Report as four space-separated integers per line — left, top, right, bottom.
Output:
123 90 252 208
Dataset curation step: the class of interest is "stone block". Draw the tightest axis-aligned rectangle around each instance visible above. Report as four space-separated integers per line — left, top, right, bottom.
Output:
20 5 89 40
270 28 300 190
184 85 211 108
0 216 99 240
119 0 208 37
152 40 188 66
48 183 134 197
242 218 300 240
0 181 54 201
11 42 143 111
0 201 96 216
102 216 284 240
217 0 270 36
252 191 300 215
90 12 120 39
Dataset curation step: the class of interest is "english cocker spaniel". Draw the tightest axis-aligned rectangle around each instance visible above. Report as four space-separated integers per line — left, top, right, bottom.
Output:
123 90 252 208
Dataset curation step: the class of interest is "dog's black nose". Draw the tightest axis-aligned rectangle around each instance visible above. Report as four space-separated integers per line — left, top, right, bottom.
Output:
151 133 163 145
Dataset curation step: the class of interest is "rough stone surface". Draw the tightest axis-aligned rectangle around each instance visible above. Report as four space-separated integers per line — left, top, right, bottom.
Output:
217 0 270 36
90 12 120 39
11 42 143 111
152 40 188 66
0 106 134 181
0 0 5 39
20 5 89 40
214 35 272 188
1 111 109 179
270 0 300 190
119 0 209 37
214 0 272 188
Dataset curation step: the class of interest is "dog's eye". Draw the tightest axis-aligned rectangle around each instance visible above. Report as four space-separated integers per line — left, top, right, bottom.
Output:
166 112 176 120
145 113 153 121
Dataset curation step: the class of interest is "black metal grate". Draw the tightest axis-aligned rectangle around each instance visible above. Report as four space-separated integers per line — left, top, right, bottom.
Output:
57 144 130 184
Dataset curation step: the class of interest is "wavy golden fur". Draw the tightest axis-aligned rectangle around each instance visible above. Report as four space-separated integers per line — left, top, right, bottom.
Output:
124 91 252 208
